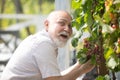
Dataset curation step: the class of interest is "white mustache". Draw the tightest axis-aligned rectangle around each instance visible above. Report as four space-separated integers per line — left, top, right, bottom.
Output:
59 31 70 38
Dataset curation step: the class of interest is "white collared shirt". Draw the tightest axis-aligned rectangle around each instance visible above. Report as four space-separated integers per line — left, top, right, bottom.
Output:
1 30 61 80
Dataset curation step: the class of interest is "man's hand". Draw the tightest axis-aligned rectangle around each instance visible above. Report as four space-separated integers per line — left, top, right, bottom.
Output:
79 60 95 74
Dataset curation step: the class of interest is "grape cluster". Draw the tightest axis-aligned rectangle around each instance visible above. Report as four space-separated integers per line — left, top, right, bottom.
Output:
83 39 99 61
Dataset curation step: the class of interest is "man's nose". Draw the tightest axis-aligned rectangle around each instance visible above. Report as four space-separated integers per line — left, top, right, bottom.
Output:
64 25 72 34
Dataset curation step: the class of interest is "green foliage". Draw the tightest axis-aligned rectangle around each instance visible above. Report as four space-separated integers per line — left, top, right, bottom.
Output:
20 0 54 14
1 19 16 29
96 75 111 80
0 0 54 39
3 0 16 13
72 0 120 79
20 26 36 39
1 0 54 14
77 48 88 64
41 1 54 14
71 38 79 47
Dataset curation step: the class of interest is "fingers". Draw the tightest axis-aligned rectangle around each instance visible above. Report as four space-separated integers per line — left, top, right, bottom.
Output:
80 60 95 74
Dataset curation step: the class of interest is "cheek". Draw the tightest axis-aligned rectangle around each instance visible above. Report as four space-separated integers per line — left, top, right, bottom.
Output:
48 24 64 36
48 26 58 38
70 29 73 36
53 24 63 33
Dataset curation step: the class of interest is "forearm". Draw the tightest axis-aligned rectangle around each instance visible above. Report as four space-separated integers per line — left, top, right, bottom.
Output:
45 62 81 80
45 60 94 80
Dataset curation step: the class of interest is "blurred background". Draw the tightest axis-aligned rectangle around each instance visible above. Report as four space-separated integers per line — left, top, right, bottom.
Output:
0 0 75 78
0 0 55 39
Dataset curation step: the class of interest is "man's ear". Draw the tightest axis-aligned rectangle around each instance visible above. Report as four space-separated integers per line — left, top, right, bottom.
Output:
44 20 49 31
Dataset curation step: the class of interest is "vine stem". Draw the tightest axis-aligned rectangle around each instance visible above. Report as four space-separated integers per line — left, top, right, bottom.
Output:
96 27 109 76
112 71 116 80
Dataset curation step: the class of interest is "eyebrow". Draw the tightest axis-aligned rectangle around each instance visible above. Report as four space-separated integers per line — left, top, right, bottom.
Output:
57 18 72 27
57 17 72 23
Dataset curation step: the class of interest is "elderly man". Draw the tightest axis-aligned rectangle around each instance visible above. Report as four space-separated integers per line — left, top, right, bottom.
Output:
0 10 94 80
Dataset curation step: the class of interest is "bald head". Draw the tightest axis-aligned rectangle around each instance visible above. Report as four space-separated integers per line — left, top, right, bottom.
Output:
44 10 72 30
47 10 72 21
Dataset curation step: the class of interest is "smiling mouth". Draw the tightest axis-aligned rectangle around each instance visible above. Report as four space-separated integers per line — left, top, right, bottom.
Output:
60 34 68 39
59 32 69 40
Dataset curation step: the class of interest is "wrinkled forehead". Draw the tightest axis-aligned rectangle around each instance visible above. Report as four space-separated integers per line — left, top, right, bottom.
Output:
47 11 72 22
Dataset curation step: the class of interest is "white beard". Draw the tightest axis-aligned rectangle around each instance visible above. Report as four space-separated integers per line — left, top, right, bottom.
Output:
52 31 70 48
53 38 67 48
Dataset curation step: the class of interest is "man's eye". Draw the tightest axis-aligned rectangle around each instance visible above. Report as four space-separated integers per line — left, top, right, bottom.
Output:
58 22 65 26
68 24 72 28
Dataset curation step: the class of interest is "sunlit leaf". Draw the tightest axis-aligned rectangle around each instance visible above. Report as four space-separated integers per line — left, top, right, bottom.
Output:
104 48 114 60
103 12 111 23
96 76 104 80
72 0 81 9
96 75 110 80
107 56 117 69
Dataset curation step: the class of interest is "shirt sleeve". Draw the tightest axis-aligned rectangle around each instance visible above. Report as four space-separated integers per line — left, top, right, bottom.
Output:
33 41 61 79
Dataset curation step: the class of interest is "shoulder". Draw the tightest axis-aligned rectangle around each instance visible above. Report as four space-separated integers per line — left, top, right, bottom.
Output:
31 30 56 48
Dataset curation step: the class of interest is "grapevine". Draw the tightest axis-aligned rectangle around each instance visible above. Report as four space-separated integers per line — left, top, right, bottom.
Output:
71 0 120 79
